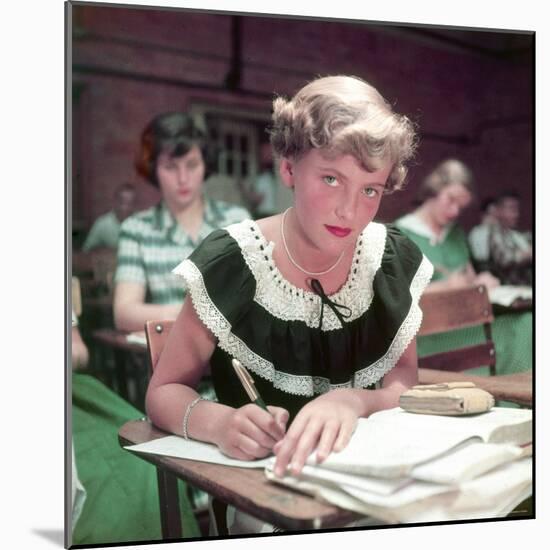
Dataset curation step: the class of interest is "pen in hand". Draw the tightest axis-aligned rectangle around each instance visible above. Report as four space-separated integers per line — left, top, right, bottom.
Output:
231 358 270 413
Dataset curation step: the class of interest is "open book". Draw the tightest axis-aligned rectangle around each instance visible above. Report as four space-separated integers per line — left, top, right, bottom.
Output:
264 407 532 523
302 406 531 478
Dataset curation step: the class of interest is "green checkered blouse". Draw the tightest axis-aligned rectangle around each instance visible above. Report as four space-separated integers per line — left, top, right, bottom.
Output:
115 198 250 305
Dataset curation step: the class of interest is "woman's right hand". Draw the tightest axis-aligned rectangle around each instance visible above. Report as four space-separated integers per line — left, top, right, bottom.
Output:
212 404 289 461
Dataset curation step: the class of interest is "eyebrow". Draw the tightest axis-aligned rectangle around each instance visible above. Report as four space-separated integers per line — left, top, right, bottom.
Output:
318 166 387 188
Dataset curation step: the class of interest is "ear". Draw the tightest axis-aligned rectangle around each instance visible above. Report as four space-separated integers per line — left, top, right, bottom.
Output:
279 157 295 189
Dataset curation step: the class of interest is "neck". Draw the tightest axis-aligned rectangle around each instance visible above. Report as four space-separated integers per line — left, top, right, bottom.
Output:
416 203 444 236
166 196 205 235
282 208 350 275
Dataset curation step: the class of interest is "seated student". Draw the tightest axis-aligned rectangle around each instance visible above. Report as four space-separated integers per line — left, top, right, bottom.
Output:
82 183 137 252
113 112 250 333
238 141 293 219
468 196 497 272
396 159 499 292
395 159 532 376
146 75 433 534
70 310 199 545
488 191 532 286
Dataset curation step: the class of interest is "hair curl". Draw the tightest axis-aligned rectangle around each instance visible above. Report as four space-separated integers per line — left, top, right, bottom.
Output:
135 112 212 187
269 75 417 193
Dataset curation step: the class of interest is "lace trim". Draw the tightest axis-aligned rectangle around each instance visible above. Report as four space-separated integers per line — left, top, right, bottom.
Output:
173 253 433 397
353 254 434 387
173 260 275 375
226 220 387 331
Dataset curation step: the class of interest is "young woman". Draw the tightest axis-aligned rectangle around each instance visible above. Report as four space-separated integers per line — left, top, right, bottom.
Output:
113 112 250 332
146 76 433 534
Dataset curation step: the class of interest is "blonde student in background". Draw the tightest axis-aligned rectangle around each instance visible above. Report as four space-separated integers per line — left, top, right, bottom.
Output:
146 75 433 534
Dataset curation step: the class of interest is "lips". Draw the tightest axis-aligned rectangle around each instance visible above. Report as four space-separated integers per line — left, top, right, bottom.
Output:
325 225 352 237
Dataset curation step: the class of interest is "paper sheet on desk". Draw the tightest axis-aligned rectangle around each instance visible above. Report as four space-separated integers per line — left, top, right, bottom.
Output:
125 436 272 469
126 331 147 346
489 285 532 306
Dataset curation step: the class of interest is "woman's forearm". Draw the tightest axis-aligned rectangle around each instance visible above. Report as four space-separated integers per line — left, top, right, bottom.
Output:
348 382 409 419
145 382 233 445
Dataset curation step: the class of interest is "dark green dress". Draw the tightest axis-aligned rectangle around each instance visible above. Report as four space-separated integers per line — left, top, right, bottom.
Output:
71 374 200 546
173 219 433 422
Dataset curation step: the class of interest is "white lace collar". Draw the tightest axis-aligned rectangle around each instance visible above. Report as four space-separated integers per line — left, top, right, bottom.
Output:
226 219 387 331
174 247 433 397
397 212 452 246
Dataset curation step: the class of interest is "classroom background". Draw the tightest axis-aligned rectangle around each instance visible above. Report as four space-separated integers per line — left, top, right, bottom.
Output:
68 2 534 547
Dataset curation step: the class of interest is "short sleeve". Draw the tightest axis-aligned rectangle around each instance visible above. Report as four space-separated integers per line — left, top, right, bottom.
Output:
172 229 256 337
114 217 147 285
356 223 433 384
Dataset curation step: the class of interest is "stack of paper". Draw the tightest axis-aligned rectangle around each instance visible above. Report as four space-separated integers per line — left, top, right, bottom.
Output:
265 407 532 524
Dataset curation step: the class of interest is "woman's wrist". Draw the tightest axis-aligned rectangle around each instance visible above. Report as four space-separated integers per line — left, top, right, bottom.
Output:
187 399 234 445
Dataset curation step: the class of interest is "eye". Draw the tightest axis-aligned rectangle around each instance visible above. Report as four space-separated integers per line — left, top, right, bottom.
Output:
160 160 176 171
362 187 378 198
323 175 338 187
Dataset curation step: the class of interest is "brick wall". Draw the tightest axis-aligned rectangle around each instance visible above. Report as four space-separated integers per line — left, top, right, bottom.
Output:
70 4 533 234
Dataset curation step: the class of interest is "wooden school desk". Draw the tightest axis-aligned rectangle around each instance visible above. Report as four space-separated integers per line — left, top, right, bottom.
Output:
118 419 360 538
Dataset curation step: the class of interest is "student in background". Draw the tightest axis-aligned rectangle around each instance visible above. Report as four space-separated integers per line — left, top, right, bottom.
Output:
238 141 294 219
488 191 532 286
395 159 499 292
113 112 250 332
82 183 137 252
395 159 532 377
146 75 433 534
70 310 199 545
468 196 496 272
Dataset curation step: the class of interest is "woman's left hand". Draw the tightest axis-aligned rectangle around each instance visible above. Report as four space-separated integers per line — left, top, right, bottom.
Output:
272 389 361 477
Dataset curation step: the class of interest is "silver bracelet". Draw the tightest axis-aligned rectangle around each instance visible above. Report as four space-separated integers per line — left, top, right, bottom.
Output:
182 396 203 440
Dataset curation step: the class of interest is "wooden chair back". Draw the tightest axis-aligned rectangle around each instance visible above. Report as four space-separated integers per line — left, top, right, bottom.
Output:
144 318 222 534
144 320 174 375
418 285 496 375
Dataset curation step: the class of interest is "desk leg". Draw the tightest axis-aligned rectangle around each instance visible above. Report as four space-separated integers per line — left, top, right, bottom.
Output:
113 349 129 401
156 467 183 539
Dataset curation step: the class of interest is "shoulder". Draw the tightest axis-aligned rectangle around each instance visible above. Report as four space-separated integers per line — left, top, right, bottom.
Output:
358 222 433 293
173 220 257 327
119 205 158 235
207 198 251 226
382 223 426 266
175 219 253 279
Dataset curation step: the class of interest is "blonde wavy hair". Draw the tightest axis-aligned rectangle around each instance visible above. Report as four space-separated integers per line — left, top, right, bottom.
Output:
269 75 417 193
418 159 475 203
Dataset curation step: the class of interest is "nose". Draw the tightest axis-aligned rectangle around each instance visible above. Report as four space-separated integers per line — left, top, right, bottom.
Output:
335 189 357 222
177 164 189 186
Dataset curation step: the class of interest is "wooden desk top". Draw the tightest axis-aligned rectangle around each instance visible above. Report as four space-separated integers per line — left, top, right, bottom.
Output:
92 328 148 355
119 419 359 531
418 369 532 407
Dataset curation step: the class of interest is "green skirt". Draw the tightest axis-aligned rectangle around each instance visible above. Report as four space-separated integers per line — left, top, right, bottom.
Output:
418 311 533 377
71 373 200 546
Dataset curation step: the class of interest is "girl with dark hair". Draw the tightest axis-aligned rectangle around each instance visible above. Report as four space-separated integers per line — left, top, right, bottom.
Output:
113 112 249 331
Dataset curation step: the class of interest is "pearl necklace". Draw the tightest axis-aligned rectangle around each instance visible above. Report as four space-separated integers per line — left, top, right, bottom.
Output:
280 208 345 276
